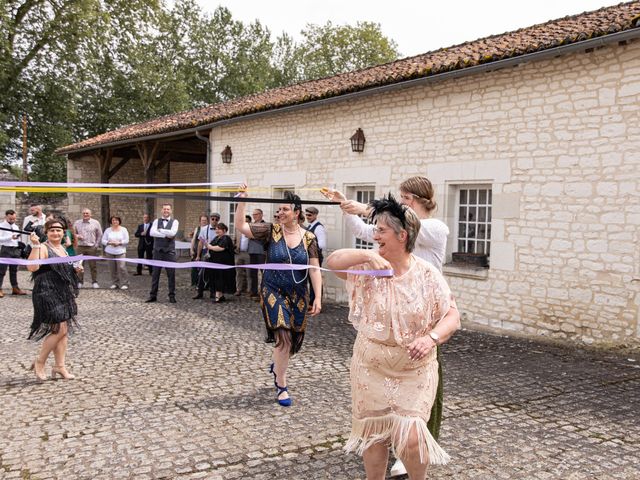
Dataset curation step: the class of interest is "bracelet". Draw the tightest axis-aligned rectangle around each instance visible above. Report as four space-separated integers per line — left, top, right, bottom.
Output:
31 245 42 249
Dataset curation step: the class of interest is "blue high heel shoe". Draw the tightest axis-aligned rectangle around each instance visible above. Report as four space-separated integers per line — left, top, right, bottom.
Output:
275 382 292 407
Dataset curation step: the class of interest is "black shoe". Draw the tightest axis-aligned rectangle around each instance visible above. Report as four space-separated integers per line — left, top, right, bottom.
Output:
145 297 157 303
133 273 142 276
192 293 203 299
169 297 177 304
213 296 226 303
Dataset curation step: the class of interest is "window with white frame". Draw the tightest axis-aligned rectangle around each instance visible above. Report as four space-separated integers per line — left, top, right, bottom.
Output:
456 186 492 255
346 185 375 249
227 192 237 236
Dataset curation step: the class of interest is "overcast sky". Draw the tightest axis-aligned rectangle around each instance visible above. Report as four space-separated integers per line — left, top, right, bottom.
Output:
198 0 623 57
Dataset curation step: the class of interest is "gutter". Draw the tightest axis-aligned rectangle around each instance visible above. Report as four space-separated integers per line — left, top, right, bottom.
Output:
61 28 640 156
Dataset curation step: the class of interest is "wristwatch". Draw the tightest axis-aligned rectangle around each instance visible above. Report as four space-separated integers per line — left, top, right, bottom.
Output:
428 331 440 345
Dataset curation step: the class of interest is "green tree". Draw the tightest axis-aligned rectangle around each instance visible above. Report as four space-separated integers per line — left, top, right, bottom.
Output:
296 21 400 80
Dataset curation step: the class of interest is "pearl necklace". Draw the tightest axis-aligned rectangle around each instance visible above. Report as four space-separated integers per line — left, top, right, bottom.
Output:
283 226 308 284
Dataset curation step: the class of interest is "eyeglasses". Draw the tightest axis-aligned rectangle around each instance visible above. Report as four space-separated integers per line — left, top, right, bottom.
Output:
304 213 314 216
210 217 219 220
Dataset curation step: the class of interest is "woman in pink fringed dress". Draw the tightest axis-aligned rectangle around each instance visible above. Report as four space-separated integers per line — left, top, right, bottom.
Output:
327 194 460 480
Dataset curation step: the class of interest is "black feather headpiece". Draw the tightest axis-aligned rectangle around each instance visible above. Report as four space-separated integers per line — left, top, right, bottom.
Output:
368 193 407 229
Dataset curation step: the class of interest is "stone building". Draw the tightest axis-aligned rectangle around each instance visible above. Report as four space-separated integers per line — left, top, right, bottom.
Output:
57 3 640 346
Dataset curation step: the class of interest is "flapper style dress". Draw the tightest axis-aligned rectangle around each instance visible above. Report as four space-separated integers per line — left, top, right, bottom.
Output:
209 234 236 294
249 222 319 354
28 245 79 341
344 255 453 464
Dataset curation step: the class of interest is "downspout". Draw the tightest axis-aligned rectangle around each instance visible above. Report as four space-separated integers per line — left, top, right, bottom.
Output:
195 129 211 214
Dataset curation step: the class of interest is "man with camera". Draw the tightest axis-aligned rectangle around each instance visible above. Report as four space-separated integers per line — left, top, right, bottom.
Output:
0 209 27 297
22 204 46 246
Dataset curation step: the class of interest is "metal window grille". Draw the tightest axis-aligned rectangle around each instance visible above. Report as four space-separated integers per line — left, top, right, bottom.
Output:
457 187 492 255
228 192 237 236
354 188 375 250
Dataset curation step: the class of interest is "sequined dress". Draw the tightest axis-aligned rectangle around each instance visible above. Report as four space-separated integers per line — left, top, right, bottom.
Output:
344 255 453 464
28 244 79 341
249 223 319 354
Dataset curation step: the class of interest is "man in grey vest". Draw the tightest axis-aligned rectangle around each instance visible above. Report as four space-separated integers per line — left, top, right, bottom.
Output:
146 203 179 303
248 208 266 300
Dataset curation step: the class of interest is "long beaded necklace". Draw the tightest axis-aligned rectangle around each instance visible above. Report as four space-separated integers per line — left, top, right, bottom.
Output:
283 225 308 284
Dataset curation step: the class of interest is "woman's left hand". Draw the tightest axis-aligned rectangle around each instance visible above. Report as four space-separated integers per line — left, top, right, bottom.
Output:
407 335 436 361
309 298 321 316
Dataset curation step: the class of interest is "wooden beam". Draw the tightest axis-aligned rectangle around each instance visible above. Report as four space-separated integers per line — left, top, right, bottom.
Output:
93 149 113 228
107 157 130 179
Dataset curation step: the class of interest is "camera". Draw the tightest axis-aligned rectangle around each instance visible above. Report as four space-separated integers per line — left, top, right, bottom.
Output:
24 221 46 243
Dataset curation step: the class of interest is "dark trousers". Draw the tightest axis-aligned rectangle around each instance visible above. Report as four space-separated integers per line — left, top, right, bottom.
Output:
196 263 214 297
137 242 153 274
150 249 176 298
0 246 20 288
248 253 265 295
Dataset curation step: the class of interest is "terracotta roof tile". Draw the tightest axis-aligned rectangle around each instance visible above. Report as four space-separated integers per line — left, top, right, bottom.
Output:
58 1 640 154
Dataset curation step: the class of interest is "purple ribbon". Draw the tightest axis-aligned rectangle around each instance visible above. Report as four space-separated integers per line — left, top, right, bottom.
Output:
0 255 393 276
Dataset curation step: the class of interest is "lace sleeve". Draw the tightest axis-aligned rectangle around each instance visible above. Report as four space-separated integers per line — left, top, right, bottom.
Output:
305 232 319 259
249 222 272 243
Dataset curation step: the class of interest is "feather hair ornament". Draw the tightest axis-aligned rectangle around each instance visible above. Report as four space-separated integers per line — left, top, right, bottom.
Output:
368 193 408 229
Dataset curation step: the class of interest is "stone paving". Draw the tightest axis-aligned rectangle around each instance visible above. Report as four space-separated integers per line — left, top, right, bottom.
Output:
0 266 639 479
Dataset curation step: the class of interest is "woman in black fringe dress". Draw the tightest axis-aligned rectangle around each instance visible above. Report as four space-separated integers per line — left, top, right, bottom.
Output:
26 218 81 380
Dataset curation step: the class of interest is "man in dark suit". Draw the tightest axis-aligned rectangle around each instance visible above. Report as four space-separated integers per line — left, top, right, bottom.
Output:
134 213 154 275
146 204 179 303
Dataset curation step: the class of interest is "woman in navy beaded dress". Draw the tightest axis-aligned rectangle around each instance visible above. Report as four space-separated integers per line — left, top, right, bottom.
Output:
235 186 322 406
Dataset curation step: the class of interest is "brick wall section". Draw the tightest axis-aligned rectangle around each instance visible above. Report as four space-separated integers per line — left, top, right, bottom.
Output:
67 157 207 252
205 40 640 345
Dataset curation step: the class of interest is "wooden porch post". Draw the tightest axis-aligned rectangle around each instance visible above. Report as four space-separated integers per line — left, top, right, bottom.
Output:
94 149 113 228
136 142 160 217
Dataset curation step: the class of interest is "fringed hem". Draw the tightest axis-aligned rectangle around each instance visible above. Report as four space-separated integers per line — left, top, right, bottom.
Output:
344 414 450 465
28 318 78 342
265 327 304 355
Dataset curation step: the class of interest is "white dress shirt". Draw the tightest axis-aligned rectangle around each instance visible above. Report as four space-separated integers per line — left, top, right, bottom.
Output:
150 217 179 238
0 220 20 247
307 220 327 251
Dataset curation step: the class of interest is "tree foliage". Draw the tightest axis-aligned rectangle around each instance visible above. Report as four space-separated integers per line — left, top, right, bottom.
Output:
0 0 400 181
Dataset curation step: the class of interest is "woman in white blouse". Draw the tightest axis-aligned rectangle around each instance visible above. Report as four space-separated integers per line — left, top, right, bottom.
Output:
101 216 130 290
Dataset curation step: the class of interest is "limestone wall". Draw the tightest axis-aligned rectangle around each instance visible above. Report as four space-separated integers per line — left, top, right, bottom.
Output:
208 40 640 345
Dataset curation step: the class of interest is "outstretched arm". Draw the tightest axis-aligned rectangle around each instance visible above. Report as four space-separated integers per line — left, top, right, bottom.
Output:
325 248 391 280
234 184 255 238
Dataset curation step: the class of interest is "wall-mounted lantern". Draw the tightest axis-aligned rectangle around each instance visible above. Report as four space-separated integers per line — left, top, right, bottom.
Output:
350 128 366 153
221 145 232 164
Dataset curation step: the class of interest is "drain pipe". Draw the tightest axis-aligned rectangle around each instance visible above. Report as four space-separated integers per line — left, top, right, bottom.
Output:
195 130 211 214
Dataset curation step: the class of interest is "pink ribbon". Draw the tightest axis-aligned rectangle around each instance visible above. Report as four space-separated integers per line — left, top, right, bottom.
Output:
0 255 392 276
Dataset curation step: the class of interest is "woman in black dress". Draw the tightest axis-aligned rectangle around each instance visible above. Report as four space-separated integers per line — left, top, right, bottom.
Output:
26 218 82 380
205 222 236 303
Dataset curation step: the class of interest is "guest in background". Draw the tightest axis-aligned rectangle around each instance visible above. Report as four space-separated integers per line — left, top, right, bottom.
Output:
304 206 327 308
234 214 252 296
134 213 154 276
205 222 236 303
247 208 266 301
22 204 45 246
188 215 208 286
0 209 27 297
101 216 130 290
192 213 219 299
63 219 77 256
146 204 179 304
73 208 102 289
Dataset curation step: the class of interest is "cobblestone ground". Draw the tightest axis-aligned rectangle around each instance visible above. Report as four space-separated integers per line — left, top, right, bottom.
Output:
0 266 638 479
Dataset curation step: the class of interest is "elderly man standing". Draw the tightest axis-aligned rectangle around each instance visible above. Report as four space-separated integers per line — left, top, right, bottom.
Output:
304 206 327 307
73 208 103 288
0 209 27 297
